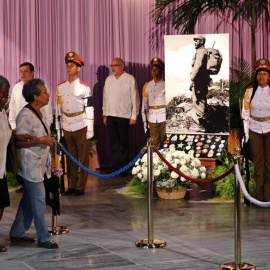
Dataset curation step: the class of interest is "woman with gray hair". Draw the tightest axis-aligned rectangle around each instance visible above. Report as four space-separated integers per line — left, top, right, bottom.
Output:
9 78 58 249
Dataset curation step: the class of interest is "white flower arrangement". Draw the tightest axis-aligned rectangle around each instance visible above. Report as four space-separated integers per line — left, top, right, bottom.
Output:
131 145 207 190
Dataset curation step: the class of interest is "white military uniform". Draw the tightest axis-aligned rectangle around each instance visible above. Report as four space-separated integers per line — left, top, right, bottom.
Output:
9 81 53 130
56 78 94 136
141 78 166 124
242 85 270 138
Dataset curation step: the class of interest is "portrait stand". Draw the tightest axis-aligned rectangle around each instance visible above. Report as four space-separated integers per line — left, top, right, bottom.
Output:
135 138 166 248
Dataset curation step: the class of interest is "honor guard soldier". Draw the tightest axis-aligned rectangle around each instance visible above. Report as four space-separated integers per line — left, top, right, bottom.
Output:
56 52 94 196
242 59 270 201
142 57 166 149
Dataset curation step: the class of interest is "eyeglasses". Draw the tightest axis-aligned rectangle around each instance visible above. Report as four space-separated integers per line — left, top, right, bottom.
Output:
110 64 122 67
0 96 10 102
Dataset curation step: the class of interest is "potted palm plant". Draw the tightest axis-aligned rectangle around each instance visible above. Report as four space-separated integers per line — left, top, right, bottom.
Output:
228 57 252 153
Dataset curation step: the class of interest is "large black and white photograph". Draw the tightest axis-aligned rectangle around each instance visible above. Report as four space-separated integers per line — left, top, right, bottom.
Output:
165 34 229 134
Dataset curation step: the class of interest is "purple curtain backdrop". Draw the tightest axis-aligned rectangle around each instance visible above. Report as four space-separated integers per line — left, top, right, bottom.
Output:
0 0 269 167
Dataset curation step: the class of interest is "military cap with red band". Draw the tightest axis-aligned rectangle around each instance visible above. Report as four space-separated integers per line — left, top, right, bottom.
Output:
65 51 84 67
150 57 164 70
254 59 270 72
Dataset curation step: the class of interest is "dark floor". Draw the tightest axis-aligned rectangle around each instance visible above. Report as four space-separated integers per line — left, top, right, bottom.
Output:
0 172 269 270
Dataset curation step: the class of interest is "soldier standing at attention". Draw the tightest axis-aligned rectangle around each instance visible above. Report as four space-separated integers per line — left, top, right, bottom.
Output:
142 57 166 149
56 52 94 196
190 35 211 132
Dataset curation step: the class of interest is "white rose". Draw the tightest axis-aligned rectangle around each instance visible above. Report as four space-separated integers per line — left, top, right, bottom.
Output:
201 172 206 179
180 165 188 172
153 157 160 165
166 153 172 161
142 168 148 177
174 158 180 165
170 171 179 179
132 166 137 175
154 169 161 176
180 159 186 165
158 165 164 171
137 173 143 179
141 154 148 163
191 168 199 178
200 167 206 172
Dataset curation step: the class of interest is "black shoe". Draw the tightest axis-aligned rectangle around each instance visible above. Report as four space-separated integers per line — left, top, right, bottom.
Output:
72 190 85 196
63 188 75 196
10 236 35 243
38 240 58 249
15 186 24 193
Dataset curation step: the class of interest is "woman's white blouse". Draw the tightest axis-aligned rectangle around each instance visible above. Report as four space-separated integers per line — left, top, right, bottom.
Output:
16 107 51 182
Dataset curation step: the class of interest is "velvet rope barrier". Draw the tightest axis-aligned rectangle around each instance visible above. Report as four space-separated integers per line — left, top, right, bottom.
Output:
154 148 234 184
59 143 145 178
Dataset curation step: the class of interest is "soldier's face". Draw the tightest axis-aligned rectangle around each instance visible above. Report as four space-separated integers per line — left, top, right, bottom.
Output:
20 65 34 84
66 62 80 76
194 39 202 49
257 70 270 88
151 66 163 80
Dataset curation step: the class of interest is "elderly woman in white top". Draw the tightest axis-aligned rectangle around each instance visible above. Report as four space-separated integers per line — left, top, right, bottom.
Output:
0 76 12 252
242 59 270 202
9 78 58 249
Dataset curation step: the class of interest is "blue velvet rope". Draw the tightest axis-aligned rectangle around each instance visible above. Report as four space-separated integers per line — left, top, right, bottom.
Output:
59 144 144 179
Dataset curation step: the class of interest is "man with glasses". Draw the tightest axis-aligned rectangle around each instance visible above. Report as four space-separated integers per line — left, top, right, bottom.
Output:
9 62 53 130
102 58 140 175
56 52 94 196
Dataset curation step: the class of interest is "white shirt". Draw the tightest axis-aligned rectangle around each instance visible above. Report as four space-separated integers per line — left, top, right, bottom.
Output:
0 110 12 178
9 81 53 130
141 79 166 123
57 78 91 132
16 107 51 182
242 85 270 134
103 72 140 120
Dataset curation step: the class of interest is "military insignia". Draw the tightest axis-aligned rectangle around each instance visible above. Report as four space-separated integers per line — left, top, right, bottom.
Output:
153 57 158 62
179 135 186 140
69 52 73 57
260 59 266 64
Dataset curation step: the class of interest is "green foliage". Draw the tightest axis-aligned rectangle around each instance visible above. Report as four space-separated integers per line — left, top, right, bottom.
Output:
212 150 255 199
126 176 148 196
230 57 252 128
6 172 18 188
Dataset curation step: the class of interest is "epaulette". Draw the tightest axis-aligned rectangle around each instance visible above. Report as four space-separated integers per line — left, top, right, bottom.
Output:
79 80 89 87
142 82 149 98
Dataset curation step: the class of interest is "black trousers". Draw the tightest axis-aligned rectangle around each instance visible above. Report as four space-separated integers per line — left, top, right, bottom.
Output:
107 116 129 170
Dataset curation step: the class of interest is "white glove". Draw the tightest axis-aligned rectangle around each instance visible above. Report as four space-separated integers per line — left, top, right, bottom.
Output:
245 133 249 143
243 120 249 143
86 130 94 139
143 121 148 133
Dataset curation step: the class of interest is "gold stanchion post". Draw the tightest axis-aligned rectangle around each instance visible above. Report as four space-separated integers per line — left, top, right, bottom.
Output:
220 147 256 270
135 138 166 248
